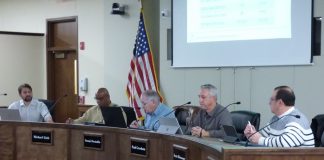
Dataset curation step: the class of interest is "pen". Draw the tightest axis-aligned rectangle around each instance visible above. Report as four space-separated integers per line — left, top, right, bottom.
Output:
248 121 253 131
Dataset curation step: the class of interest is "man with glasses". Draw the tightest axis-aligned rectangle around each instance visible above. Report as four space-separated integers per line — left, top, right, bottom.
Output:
130 90 175 131
186 84 233 138
66 88 118 124
244 86 314 147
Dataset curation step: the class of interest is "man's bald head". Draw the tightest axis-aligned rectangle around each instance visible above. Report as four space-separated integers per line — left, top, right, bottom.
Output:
96 88 110 98
95 88 111 107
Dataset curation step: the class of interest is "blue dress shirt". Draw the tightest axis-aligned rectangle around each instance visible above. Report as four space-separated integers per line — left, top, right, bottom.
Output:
144 103 175 131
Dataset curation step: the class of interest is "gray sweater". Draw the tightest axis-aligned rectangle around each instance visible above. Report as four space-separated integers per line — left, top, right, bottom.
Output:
186 103 233 138
259 108 314 147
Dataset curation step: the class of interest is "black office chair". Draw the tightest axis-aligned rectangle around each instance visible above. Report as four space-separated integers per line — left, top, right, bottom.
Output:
310 114 324 147
174 105 201 134
174 107 190 133
38 99 55 116
230 110 261 141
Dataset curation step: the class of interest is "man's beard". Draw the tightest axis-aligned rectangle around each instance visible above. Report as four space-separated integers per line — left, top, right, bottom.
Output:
23 96 32 102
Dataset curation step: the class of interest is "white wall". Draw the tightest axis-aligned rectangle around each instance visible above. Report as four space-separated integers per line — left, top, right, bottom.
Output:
0 34 45 105
0 0 79 105
77 0 106 104
0 0 77 33
103 0 141 105
159 0 324 125
0 0 107 105
0 0 323 126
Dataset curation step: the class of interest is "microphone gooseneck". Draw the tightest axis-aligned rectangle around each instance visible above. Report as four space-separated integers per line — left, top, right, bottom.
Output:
180 101 191 106
50 94 68 112
213 101 241 118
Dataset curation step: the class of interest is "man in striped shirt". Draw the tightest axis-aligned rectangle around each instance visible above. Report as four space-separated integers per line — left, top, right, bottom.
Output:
244 86 314 147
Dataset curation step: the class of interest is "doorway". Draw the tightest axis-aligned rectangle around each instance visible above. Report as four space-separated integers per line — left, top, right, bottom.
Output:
46 16 78 122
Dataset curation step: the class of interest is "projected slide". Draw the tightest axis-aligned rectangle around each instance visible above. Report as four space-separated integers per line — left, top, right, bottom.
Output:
187 0 291 43
173 0 311 67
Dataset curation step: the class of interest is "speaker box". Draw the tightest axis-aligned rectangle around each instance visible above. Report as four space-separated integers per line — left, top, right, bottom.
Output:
312 17 322 57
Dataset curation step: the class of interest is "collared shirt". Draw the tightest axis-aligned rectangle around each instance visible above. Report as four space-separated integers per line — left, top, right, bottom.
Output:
73 103 118 124
277 106 295 118
8 99 52 122
144 103 175 131
186 103 233 138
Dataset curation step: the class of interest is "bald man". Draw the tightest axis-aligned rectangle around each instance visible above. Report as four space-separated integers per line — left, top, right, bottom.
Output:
66 88 118 124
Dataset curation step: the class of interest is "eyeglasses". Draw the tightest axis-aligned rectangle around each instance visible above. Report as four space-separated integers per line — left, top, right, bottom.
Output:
141 100 151 106
94 96 105 100
198 95 210 99
269 97 277 103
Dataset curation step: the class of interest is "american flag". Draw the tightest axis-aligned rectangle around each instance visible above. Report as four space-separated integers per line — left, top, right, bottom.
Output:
126 10 163 119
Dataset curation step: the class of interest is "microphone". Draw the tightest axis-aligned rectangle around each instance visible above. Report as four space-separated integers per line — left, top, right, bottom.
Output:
40 94 67 122
0 93 7 96
227 101 241 106
50 94 68 112
245 114 300 146
213 101 241 118
180 101 191 106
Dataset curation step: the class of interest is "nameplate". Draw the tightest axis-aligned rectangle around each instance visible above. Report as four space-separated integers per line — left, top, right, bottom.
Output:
31 130 53 145
173 144 188 160
83 133 104 150
130 137 149 157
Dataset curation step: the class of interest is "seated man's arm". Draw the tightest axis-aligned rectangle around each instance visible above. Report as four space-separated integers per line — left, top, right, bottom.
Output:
185 113 200 135
130 120 146 130
45 117 54 123
207 111 233 138
40 103 54 123
72 111 90 124
258 124 311 147
8 102 17 109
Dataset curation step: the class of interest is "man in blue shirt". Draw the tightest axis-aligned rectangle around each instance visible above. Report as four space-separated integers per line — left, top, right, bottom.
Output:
130 90 175 131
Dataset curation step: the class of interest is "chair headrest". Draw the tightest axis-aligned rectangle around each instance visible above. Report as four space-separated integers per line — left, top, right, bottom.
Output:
231 110 261 132
38 99 55 108
175 108 190 125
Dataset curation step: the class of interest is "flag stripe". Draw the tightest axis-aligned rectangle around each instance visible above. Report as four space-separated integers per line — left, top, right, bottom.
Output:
139 56 150 90
135 58 146 90
126 10 163 119
142 54 153 90
147 51 158 87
